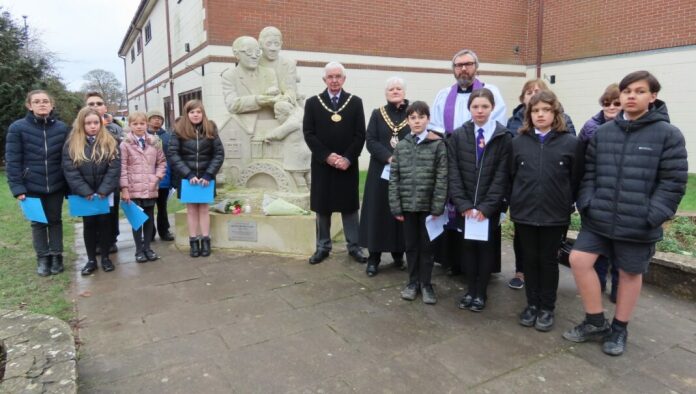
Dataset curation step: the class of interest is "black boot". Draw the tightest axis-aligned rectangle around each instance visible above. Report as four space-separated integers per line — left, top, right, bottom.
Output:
50 254 64 275
200 236 211 257
81 260 97 276
190 237 201 258
37 256 51 277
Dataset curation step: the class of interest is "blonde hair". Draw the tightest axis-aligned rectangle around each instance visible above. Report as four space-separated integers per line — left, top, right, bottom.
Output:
128 111 148 124
175 100 217 140
67 107 118 165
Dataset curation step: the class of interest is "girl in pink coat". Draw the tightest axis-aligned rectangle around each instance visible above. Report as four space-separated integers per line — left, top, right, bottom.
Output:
120 111 167 263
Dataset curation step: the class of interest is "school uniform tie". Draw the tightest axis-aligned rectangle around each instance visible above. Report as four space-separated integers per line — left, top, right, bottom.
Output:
139 137 146 150
331 96 339 110
476 128 485 165
87 136 95 145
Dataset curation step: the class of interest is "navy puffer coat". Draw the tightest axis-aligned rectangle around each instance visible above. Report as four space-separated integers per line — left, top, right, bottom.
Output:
5 112 69 197
577 100 688 243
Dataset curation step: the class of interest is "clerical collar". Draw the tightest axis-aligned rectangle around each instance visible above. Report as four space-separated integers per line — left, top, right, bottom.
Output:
457 84 474 94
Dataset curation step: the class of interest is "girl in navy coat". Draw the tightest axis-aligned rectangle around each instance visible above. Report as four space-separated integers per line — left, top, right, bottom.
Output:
510 90 584 332
63 107 121 275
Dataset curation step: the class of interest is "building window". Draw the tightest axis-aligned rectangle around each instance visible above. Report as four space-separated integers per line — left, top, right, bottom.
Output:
144 21 152 44
130 48 135 63
136 36 142 54
178 88 202 115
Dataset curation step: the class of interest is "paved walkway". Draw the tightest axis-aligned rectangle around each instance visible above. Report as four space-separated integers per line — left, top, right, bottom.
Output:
73 220 696 393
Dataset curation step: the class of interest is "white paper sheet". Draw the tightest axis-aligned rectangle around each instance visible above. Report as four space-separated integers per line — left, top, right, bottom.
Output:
108 192 114 208
425 214 447 241
464 210 489 241
381 164 391 181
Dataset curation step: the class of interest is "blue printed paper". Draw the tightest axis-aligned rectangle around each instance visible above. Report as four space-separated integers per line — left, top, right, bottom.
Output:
67 195 110 217
20 197 48 223
121 202 149 231
180 180 214 203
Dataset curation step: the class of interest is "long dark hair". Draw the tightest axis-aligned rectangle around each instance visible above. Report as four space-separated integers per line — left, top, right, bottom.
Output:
519 90 567 134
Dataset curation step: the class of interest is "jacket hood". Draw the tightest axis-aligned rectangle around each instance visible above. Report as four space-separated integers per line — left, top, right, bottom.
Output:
25 111 57 126
615 99 670 130
511 103 525 120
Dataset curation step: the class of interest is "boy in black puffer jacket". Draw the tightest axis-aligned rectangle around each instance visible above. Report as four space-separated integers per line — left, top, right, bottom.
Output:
563 71 688 357
389 101 448 305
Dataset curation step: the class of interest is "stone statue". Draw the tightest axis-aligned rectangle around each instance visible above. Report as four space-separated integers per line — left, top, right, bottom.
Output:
218 30 310 195
258 26 300 105
221 36 290 138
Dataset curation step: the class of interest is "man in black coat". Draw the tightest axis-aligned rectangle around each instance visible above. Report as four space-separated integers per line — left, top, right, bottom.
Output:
303 62 367 265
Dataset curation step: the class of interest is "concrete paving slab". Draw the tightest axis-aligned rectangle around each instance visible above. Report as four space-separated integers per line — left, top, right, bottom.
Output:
73 223 696 393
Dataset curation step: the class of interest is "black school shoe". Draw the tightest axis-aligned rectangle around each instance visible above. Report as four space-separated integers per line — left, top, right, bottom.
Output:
50 254 64 275
81 260 97 276
602 326 628 356
145 249 160 261
469 297 486 312
562 319 611 343
458 293 473 309
534 309 555 332
101 258 115 272
519 305 539 327
135 252 148 263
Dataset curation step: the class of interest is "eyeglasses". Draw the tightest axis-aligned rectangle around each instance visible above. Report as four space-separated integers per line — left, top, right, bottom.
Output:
87 101 105 107
602 101 621 107
240 48 262 57
453 62 476 70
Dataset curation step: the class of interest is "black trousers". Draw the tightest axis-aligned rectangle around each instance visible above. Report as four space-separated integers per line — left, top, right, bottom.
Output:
154 188 171 237
513 227 524 273
30 191 64 257
403 212 434 286
461 237 497 300
367 251 404 264
432 228 463 272
132 202 155 254
515 223 566 311
109 189 120 244
83 213 112 261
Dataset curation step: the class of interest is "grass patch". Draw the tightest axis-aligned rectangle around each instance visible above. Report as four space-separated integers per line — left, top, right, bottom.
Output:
657 216 696 256
0 171 74 321
678 173 696 212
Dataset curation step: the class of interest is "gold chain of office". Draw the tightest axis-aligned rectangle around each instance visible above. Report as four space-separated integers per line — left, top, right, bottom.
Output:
380 106 408 148
317 94 354 122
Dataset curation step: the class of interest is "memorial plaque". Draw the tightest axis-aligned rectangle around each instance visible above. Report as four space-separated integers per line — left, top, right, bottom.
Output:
228 220 258 242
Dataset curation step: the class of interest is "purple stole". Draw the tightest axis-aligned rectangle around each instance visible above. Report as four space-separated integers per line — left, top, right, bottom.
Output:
443 79 485 133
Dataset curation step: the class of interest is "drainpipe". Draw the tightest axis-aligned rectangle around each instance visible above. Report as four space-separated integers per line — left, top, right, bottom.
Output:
138 27 148 111
536 0 544 78
119 54 128 111
165 0 175 124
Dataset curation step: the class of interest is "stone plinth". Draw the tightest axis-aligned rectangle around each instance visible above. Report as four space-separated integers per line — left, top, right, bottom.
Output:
175 211 343 255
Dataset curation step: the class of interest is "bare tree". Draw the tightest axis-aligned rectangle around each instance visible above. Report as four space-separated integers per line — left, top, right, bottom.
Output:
81 69 125 108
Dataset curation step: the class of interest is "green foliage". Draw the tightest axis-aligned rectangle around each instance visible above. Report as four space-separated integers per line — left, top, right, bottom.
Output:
677 174 696 212
657 216 696 256
0 172 74 320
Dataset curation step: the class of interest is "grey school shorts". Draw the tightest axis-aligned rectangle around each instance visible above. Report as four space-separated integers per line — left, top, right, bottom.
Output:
573 229 656 274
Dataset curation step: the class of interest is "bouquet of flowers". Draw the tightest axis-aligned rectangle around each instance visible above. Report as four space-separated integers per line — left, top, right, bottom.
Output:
211 199 243 214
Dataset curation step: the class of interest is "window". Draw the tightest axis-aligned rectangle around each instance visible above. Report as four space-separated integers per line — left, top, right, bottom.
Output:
130 48 135 63
144 21 152 44
136 36 142 54
178 88 202 115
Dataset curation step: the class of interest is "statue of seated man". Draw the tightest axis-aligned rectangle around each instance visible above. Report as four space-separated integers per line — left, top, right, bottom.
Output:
221 36 290 137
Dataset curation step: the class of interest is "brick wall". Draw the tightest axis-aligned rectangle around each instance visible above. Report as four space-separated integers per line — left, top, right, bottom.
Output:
206 0 530 64
527 0 696 63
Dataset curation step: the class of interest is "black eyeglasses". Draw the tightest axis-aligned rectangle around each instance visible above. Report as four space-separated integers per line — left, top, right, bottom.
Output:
602 101 621 107
453 62 476 70
87 101 105 107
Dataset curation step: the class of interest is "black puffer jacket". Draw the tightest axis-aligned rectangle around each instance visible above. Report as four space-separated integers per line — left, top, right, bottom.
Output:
447 121 511 219
509 131 585 226
167 124 225 182
5 112 69 197
62 140 121 197
577 100 688 242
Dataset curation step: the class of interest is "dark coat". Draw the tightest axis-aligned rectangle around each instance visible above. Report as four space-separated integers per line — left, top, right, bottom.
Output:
509 131 585 226
5 112 69 197
303 89 366 213
447 121 511 222
359 101 409 251
577 100 688 243
389 132 448 216
150 128 172 189
579 111 606 143
62 139 121 197
506 103 577 136
167 124 225 191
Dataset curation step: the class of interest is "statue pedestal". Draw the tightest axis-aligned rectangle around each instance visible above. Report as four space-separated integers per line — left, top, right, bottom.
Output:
174 211 344 255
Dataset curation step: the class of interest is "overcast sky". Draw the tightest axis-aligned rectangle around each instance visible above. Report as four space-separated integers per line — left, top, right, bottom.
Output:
1 0 141 90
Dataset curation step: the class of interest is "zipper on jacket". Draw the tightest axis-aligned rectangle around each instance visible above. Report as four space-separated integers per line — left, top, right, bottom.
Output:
535 138 545 226
196 129 200 177
610 124 632 236
43 124 50 193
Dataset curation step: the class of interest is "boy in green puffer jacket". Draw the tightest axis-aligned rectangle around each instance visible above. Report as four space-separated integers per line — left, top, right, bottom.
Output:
389 101 448 305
